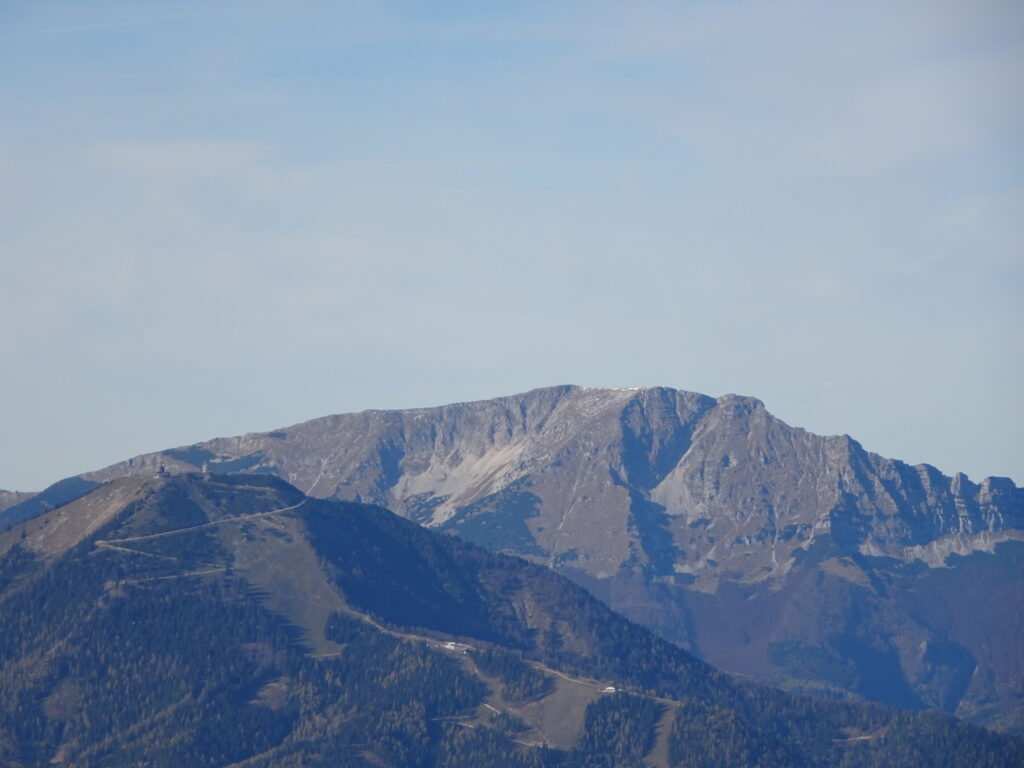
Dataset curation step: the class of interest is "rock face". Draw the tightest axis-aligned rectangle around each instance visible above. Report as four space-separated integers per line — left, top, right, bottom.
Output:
60 386 1024 729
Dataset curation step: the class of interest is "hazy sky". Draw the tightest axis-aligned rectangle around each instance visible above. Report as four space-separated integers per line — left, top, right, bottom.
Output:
2 0 1022 490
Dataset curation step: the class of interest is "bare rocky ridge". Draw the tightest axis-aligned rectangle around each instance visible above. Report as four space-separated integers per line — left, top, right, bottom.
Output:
29 385 1024 730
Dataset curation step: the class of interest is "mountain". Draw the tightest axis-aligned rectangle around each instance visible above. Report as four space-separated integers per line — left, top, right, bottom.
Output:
0 478 96 530
8 385 1023 730
0 490 35 514
1 473 1021 767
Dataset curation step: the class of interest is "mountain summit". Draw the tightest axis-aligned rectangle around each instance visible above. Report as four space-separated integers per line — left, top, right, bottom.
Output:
9 385 1023 730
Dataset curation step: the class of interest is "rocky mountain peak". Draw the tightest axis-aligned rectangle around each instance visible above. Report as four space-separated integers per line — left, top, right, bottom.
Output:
58 384 1018 583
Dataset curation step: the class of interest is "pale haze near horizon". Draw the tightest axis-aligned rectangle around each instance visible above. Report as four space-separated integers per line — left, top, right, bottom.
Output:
1 0 1021 491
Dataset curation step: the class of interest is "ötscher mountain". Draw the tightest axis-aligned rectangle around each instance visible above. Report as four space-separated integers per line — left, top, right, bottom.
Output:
7 385 1023 730
1 473 1021 766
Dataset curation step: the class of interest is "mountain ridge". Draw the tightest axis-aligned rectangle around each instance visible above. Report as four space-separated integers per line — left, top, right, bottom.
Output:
74 385 1022 558
5 384 1022 730
0 490 36 514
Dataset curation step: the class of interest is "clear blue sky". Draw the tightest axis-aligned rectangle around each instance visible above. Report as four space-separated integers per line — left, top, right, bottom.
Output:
1 0 1022 490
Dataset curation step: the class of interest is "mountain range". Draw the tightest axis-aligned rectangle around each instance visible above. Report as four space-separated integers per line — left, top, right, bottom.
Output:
1 472 1021 767
4 385 1021 732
